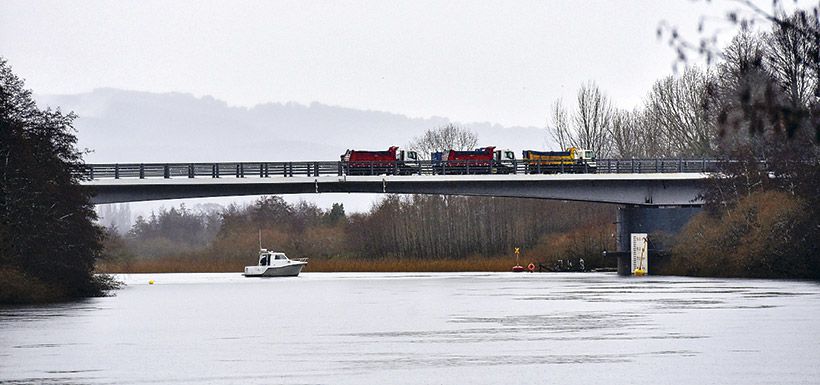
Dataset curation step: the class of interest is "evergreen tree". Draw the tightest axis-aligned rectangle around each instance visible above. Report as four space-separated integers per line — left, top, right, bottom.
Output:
0 57 115 303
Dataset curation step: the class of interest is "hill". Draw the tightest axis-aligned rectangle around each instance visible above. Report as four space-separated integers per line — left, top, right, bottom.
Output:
37 88 549 163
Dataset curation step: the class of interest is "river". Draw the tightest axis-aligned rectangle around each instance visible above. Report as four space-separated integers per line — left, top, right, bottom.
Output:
1 272 819 384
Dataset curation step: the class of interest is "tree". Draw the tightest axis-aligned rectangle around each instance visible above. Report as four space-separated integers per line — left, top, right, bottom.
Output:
659 1 820 143
658 1 819 65
644 66 718 157
767 12 818 110
712 29 817 153
0 57 116 302
714 31 781 145
658 6 820 277
575 82 614 156
609 109 645 158
250 196 293 227
721 30 768 84
407 123 479 159
547 82 613 157
325 203 346 224
548 99 571 149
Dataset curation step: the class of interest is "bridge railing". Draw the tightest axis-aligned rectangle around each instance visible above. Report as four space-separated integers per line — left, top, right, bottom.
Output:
596 159 721 174
82 158 722 180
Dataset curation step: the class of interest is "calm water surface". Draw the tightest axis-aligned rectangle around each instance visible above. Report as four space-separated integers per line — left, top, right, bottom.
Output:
1 272 819 384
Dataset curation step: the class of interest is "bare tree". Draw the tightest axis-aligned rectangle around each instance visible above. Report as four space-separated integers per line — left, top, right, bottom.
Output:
658 1 820 143
407 123 479 159
658 1 820 69
766 12 818 109
546 82 614 156
574 82 613 157
609 109 644 158
715 31 791 150
548 99 571 149
644 66 718 157
722 30 768 84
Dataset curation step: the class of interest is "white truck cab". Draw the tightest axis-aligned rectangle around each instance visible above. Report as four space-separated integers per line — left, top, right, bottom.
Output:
398 150 419 162
494 149 516 161
576 149 596 168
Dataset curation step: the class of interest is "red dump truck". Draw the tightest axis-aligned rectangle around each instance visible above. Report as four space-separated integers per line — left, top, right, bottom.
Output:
341 146 419 175
434 146 514 174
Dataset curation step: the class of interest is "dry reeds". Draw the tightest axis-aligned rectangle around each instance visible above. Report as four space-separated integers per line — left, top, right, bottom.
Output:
304 256 515 272
96 257 242 274
96 256 524 274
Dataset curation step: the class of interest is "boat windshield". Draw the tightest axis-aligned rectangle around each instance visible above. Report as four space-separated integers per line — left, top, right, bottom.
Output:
274 254 287 260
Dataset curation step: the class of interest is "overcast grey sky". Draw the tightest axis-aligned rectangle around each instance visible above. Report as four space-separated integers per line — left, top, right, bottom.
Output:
0 0 775 128
2 0 807 216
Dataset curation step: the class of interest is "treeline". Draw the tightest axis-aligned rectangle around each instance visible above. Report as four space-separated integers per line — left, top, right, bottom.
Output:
545 10 819 279
127 206 221 258
657 14 820 278
549 13 818 159
349 195 610 260
101 196 616 272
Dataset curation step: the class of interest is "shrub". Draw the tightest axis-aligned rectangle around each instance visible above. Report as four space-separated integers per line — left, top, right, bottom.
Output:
667 190 818 278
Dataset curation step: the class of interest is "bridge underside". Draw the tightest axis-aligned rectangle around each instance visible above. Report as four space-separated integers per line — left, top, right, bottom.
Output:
87 174 706 206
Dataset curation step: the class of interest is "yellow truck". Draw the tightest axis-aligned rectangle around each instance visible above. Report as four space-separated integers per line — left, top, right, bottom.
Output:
522 147 597 173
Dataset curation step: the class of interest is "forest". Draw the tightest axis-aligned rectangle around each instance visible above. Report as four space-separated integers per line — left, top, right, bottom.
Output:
99 196 617 273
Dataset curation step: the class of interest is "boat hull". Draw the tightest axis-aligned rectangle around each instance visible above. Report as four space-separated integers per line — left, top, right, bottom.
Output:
244 263 306 277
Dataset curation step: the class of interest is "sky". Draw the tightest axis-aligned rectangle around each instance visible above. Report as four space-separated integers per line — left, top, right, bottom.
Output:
0 0 802 218
0 0 776 128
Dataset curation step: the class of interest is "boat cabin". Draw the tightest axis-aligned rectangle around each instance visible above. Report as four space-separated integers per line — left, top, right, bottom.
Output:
258 249 290 266
245 248 307 277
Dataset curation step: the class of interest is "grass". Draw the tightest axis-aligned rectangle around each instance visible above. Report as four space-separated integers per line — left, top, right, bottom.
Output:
96 255 530 274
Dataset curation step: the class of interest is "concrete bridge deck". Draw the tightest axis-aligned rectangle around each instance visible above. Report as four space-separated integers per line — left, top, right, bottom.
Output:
85 171 709 206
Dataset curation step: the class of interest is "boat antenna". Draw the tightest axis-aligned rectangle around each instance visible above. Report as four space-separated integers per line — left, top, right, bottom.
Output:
258 229 262 250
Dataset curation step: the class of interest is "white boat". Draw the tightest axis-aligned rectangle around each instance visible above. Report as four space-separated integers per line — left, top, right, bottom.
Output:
244 249 308 277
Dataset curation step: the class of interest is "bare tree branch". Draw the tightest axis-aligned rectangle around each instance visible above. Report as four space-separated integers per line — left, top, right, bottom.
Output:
407 123 479 159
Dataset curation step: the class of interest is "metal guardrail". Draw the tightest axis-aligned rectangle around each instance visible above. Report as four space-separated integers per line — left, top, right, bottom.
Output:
595 158 721 174
82 159 721 180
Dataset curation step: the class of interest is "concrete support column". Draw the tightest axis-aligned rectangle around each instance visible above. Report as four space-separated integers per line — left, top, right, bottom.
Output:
615 205 701 275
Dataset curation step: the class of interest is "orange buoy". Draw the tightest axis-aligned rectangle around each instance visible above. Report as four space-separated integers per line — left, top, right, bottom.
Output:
527 263 535 272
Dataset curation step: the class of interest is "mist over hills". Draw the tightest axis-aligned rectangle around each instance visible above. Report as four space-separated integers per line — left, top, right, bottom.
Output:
36 88 550 163
36 88 551 220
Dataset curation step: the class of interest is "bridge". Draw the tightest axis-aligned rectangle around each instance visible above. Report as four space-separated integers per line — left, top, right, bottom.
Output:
83 158 716 205
83 158 718 269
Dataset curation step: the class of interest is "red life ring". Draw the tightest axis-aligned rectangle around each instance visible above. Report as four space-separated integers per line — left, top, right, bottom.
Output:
527 263 535 271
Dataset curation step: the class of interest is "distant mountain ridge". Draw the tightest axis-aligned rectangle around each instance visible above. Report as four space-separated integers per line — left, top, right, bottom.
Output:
36 88 550 163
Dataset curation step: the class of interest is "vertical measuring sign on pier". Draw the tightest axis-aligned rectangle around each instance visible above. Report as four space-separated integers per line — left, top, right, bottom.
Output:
630 233 648 275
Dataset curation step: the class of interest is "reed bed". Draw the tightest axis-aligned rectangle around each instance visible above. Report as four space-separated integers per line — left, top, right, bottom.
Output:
97 258 241 274
305 257 516 272
97 256 524 274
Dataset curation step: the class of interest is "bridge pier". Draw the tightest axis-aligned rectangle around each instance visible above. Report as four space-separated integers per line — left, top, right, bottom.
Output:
615 205 701 275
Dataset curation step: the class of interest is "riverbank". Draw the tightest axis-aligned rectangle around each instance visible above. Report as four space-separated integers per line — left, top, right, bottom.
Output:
0 268 120 304
96 256 528 274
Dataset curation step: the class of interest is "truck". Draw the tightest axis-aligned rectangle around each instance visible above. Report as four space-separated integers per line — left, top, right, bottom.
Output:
432 146 515 174
522 147 596 173
341 146 419 175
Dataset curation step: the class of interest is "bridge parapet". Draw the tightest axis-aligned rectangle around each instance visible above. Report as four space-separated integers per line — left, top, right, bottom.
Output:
82 158 721 180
